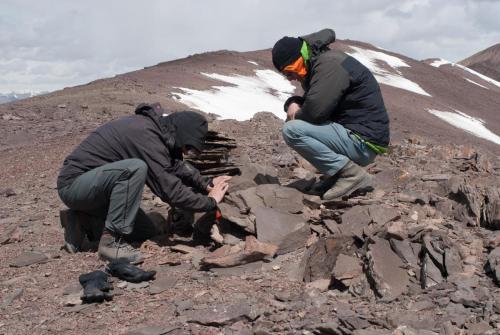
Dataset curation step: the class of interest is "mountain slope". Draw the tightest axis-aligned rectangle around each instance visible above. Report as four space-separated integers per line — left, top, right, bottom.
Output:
1 40 500 155
459 43 500 82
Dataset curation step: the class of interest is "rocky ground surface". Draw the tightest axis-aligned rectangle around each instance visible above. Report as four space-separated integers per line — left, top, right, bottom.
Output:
1 110 500 335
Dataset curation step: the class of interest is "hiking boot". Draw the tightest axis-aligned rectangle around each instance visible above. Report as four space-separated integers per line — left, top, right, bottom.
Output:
98 232 144 264
307 174 338 196
322 161 373 200
60 209 85 253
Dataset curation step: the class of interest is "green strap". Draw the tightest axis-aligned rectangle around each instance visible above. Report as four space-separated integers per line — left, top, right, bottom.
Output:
353 133 388 154
300 41 310 64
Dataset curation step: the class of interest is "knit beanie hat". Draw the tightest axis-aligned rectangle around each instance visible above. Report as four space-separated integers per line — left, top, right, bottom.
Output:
272 36 302 71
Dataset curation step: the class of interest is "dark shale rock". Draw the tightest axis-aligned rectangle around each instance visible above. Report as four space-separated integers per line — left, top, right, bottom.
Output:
183 303 254 326
332 254 363 287
301 236 354 282
367 205 400 226
487 247 500 284
10 251 49 267
340 206 371 239
397 191 430 205
367 237 410 300
256 184 304 214
253 206 309 254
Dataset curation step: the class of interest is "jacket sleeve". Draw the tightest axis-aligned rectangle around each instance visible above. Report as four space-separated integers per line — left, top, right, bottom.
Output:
295 58 350 124
131 135 216 212
170 159 212 192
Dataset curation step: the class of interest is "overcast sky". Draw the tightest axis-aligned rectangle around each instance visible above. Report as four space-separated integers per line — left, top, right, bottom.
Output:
1 0 499 93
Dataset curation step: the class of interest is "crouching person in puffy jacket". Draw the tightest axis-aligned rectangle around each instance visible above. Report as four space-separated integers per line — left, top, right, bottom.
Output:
272 28 390 199
57 103 230 264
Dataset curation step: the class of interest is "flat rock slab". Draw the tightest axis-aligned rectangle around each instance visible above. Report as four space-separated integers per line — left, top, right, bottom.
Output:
201 236 277 268
367 237 410 300
301 236 354 282
149 276 177 295
1 288 23 308
125 325 181 335
210 261 263 277
332 254 363 286
254 206 306 247
183 303 253 326
367 205 400 226
256 184 304 213
10 251 48 267
389 239 419 269
340 206 371 239
487 247 500 284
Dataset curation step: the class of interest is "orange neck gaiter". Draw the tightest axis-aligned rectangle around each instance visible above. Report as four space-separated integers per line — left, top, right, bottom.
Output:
283 56 307 78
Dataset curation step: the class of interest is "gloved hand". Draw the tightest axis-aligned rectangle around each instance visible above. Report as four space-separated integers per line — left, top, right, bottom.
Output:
79 270 113 303
284 95 305 112
106 260 156 283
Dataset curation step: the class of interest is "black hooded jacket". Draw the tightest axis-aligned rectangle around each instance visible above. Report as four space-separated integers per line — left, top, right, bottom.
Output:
57 104 216 211
294 29 390 147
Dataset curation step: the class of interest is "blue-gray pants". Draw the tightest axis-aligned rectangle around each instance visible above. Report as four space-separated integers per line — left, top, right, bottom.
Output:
58 159 156 239
282 120 376 176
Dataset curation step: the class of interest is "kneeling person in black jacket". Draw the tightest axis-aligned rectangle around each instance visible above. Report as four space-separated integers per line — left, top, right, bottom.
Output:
272 29 390 199
57 103 230 264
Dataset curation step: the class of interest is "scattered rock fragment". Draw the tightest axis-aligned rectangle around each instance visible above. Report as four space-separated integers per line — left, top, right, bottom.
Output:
0 188 16 197
254 206 308 254
397 191 429 205
125 325 181 335
10 251 49 267
301 236 354 282
1 288 23 308
1 225 22 245
367 205 400 226
332 254 363 288
201 236 277 268
366 237 410 300
183 303 254 326
487 247 500 284
340 206 371 239
149 276 177 295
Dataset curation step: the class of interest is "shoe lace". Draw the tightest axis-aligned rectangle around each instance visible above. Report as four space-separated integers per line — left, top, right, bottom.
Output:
112 236 135 259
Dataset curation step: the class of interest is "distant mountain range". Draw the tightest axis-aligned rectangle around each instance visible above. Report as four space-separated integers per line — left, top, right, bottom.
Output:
0 91 46 104
459 43 500 82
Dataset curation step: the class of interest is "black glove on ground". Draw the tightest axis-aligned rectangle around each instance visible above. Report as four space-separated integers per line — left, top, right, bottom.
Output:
106 260 156 283
79 270 113 304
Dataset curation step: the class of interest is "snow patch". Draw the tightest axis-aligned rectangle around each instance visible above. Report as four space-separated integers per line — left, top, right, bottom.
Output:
427 109 500 145
464 78 489 90
429 58 500 89
429 58 451 68
173 70 295 121
346 46 431 97
248 61 259 66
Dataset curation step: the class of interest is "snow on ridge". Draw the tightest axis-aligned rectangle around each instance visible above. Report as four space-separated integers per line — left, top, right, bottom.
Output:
429 58 451 68
429 58 500 89
346 46 431 97
248 61 259 66
172 69 294 121
464 78 489 90
426 108 500 145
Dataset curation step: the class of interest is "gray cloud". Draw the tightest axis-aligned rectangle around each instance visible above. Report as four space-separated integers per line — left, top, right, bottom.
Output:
0 0 499 92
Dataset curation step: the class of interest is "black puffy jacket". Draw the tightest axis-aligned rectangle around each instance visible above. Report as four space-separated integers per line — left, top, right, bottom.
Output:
57 103 216 211
295 29 390 147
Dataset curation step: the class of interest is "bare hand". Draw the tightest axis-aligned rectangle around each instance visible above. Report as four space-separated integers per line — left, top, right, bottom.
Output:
207 175 232 192
286 102 300 121
208 182 229 203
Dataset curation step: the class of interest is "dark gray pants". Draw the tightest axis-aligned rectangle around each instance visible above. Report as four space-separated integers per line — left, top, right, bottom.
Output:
58 159 156 239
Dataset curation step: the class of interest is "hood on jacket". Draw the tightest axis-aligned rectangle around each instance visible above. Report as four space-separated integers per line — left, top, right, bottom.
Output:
161 111 208 153
300 28 336 58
